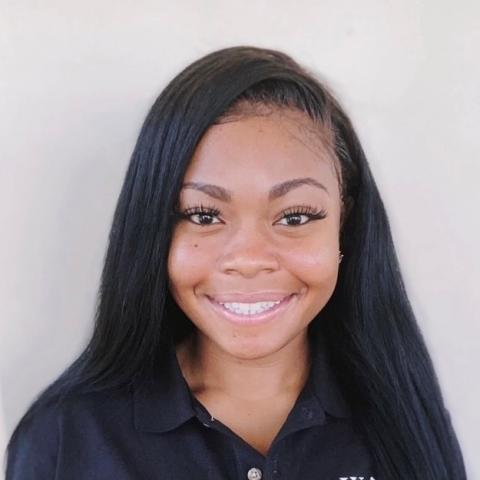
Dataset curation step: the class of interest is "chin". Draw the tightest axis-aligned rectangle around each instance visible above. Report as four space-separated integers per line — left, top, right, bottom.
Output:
218 332 292 361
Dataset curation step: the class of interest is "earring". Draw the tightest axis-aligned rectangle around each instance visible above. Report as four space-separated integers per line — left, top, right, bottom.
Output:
338 251 344 264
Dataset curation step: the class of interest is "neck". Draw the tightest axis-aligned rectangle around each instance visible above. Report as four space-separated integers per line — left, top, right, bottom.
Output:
176 330 311 403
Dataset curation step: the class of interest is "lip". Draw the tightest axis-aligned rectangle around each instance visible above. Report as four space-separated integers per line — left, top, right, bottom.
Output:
206 293 297 326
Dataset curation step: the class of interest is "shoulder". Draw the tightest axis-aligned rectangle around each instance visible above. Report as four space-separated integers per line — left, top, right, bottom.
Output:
5 395 62 479
5 385 132 479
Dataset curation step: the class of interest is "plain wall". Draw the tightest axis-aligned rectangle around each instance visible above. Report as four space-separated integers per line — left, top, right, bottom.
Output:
1 0 478 477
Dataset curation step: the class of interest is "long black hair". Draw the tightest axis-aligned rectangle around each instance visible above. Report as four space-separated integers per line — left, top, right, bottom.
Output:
5 46 466 479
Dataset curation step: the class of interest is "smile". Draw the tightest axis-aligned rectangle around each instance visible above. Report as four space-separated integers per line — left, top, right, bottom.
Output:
206 293 296 326
219 300 280 315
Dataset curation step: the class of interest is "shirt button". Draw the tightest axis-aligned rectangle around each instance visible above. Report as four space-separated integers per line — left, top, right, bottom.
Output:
247 467 263 480
301 406 313 419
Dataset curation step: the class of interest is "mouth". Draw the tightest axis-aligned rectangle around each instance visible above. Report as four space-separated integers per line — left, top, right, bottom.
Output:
205 293 297 326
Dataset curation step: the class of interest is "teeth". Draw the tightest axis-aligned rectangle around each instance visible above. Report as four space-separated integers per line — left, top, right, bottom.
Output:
220 300 281 315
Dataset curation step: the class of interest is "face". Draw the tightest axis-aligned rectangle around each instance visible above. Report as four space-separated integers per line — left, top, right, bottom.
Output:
167 108 343 360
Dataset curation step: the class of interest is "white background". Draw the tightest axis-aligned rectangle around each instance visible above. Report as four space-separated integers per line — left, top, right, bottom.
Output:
1 0 478 477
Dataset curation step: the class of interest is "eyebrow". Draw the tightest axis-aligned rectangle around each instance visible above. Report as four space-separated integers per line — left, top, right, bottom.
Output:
181 177 329 202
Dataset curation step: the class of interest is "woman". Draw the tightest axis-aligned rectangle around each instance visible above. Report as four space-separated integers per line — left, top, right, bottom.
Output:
5 46 467 479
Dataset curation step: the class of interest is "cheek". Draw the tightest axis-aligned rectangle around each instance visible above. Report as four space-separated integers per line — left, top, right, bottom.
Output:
285 241 339 292
167 231 210 296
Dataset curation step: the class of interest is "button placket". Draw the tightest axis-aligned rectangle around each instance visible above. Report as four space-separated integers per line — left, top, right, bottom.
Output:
272 455 281 477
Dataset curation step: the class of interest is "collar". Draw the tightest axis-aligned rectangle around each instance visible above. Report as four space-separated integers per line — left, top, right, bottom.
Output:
309 329 352 419
133 339 196 433
133 329 351 434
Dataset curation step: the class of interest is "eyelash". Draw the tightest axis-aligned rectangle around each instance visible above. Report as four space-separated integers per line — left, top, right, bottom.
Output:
176 203 327 227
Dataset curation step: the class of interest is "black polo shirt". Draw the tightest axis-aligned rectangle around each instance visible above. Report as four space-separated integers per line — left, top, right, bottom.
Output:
7 331 378 479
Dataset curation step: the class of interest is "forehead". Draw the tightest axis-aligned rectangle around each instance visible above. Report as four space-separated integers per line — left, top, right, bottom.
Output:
183 109 340 195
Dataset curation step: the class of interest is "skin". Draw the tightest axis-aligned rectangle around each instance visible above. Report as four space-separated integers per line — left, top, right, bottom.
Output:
167 107 343 456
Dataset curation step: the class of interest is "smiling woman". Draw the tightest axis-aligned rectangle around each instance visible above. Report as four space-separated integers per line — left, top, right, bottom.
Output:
5 46 467 480
169 110 341 359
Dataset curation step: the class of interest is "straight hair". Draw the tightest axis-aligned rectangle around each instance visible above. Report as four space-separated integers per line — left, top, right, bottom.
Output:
5 46 466 479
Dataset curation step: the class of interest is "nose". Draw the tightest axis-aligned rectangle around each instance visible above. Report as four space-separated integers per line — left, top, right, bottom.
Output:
218 223 280 278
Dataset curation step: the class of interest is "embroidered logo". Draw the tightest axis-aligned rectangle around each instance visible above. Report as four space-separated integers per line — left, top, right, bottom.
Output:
339 477 376 480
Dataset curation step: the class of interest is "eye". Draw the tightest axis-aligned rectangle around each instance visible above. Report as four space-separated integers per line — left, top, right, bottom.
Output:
178 205 223 226
275 206 327 226
176 204 327 227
